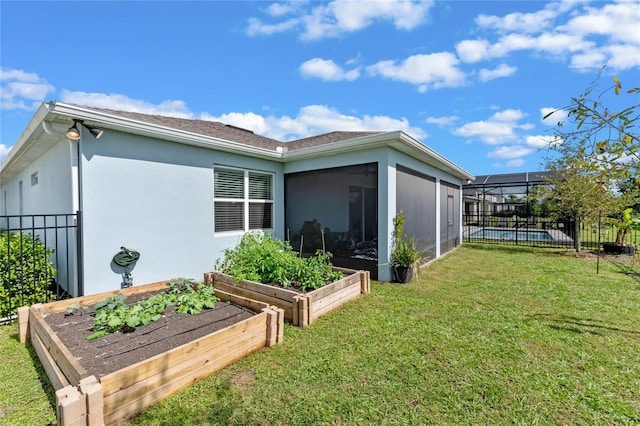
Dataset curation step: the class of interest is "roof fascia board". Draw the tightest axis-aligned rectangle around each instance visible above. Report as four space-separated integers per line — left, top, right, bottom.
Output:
0 103 50 177
284 130 474 181
283 131 399 160
47 102 282 160
397 132 474 181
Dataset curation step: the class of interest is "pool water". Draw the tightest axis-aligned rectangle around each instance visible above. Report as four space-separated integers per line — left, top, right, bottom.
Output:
470 229 555 242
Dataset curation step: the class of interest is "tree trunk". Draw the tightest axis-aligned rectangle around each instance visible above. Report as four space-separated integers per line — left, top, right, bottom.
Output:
574 218 581 252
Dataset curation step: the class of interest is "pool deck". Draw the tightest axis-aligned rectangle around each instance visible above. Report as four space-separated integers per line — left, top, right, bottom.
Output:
464 226 574 244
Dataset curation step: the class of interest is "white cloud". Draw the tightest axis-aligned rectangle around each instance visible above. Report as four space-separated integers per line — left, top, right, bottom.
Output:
540 107 568 126
559 1 640 45
53 90 427 142
299 58 360 81
506 158 526 167
206 104 426 141
60 90 194 118
524 134 555 149
366 52 466 90
455 39 491 63
488 146 534 160
453 109 530 145
0 143 10 163
0 67 55 111
476 4 560 34
461 1 640 73
425 115 459 127
247 0 434 40
265 1 302 17
246 17 299 36
478 63 517 82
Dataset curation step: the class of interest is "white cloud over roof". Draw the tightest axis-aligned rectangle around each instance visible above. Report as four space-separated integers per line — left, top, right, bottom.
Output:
299 58 360 81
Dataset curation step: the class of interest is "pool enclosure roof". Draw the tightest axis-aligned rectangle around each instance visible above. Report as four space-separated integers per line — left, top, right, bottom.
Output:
466 171 552 187
463 171 553 199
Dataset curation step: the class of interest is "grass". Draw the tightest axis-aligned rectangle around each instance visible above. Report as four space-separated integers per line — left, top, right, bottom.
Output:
2 243 639 425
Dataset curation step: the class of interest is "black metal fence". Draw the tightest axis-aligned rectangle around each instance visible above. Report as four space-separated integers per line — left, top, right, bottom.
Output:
463 213 639 253
1 213 82 321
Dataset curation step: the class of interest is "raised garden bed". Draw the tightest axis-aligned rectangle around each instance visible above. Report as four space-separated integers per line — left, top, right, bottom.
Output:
205 268 370 327
18 279 284 426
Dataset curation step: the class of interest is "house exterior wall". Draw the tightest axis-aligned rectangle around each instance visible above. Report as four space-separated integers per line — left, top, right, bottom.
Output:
0 138 76 215
79 130 285 295
386 148 465 280
284 146 465 282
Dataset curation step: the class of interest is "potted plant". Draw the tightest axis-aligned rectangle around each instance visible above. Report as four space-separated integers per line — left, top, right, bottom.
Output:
603 208 640 255
391 236 422 283
390 212 423 283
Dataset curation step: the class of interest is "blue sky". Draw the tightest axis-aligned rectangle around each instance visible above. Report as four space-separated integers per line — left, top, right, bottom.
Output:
1 0 638 176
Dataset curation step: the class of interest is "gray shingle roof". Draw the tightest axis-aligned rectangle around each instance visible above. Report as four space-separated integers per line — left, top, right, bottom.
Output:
77 105 385 152
285 131 384 150
78 106 284 150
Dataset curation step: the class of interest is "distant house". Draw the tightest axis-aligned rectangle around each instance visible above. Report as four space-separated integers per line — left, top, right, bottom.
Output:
0 102 474 296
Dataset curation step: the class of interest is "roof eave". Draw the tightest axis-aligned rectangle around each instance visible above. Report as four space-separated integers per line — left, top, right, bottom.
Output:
46 102 282 160
0 103 50 179
284 130 474 181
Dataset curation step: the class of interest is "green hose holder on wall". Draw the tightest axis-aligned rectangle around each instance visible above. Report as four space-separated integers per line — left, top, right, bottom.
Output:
113 246 140 288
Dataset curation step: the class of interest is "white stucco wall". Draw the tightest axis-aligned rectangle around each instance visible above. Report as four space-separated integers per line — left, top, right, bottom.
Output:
79 130 285 295
0 138 76 215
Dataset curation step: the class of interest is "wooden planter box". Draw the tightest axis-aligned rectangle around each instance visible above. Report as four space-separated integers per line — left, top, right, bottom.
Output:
18 280 284 426
204 268 370 327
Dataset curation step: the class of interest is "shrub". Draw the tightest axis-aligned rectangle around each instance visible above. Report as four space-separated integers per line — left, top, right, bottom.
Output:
215 232 342 292
0 231 56 317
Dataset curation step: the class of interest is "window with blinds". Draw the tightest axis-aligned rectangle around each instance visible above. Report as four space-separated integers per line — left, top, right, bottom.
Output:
213 167 273 233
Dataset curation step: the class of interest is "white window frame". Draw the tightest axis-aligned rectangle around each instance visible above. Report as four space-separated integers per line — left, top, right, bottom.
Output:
213 166 274 234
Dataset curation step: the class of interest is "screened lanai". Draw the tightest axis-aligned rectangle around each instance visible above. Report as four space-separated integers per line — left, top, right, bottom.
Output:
285 163 379 278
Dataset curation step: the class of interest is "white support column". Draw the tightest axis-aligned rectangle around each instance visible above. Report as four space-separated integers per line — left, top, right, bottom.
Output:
377 153 395 282
435 178 441 258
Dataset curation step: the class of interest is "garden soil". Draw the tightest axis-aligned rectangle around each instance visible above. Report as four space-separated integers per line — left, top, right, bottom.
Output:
42 290 256 378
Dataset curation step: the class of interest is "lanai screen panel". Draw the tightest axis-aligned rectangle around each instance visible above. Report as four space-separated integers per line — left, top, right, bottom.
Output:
396 166 437 261
440 181 461 254
285 163 378 274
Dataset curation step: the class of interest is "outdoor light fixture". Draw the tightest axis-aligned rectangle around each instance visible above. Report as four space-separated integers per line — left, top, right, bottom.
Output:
66 119 104 140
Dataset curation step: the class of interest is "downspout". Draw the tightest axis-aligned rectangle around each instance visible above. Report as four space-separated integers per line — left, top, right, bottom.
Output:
41 121 84 296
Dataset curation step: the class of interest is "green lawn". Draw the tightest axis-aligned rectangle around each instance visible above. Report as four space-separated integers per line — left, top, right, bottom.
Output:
2 244 639 425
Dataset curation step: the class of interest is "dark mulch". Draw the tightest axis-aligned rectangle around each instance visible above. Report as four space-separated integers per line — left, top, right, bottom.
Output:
42 290 256 378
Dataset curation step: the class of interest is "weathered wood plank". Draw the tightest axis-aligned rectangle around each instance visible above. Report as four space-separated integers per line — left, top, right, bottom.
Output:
103 324 266 425
307 273 360 302
56 385 85 426
215 288 270 312
213 280 294 320
311 283 361 321
29 305 89 385
18 306 29 344
30 330 70 391
78 376 103 426
41 280 172 312
100 312 267 397
210 271 300 300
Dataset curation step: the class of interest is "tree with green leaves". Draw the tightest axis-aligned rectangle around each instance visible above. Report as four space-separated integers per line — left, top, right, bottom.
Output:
537 142 638 252
544 70 639 183
539 70 640 251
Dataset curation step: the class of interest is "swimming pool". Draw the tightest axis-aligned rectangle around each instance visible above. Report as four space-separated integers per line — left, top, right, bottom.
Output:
469 229 555 242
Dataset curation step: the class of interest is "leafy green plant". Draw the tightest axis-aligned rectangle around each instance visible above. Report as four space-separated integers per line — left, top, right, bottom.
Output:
390 212 423 268
0 231 56 318
85 279 219 341
391 236 423 268
605 207 640 246
215 232 342 292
